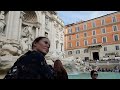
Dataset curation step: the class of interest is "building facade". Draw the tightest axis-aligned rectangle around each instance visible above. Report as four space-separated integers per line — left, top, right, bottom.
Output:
64 11 120 60
0 11 64 59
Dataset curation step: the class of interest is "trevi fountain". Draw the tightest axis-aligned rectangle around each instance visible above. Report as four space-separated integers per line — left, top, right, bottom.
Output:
0 11 95 79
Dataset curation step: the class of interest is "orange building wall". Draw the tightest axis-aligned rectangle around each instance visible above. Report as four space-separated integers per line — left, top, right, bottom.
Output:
64 12 120 50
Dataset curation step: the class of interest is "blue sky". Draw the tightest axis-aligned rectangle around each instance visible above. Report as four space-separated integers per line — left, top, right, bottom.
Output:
57 11 116 25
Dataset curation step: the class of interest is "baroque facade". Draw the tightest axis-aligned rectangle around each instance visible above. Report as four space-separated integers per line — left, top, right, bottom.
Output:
64 11 120 60
0 11 64 59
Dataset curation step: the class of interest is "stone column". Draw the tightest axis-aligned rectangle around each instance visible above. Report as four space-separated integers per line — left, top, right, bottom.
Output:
41 12 45 36
36 22 41 37
6 11 14 39
38 27 41 36
37 12 42 37
65 35 67 51
62 31 64 53
6 11 21 41
11 11 21 41
35 27 38 38
51 20 54 52
18 11 25 41
48 17 52 52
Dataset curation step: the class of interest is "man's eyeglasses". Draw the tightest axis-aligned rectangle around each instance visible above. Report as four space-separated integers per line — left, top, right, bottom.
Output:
93 74 98 76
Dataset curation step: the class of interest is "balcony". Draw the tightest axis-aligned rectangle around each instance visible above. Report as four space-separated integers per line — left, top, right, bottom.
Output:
88 44 102 49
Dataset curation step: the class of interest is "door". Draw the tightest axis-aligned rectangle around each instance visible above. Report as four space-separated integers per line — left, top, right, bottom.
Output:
93 52 99 60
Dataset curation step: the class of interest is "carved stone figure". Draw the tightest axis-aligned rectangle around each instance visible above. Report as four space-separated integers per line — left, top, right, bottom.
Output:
0 41 3 48
21 26 29 37
20 25 34 53
1 43 20 56
27 25 34 49
20 38 28 53
0 11 6 34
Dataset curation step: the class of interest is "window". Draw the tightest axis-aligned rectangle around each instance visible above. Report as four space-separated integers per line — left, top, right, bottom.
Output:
101 28 106 34
60 34 63 41
83 23 87 30
92 38 97 44
113 34 119 41
84 40 88 46
45 32 48 38
101 19 105 25
115 46 119 50
69 35 72 40
92 30 96 36
113 25 118 31
92 21 96 28
45 16 49 25
68 28 72 34
56 41 59 49
112 16 117 23
104 47 107 51
76 27 80 32
102 37 107 43
76 50 80 54
76 41 79 46
84 49 88 53
56 33 59 38
68 51 72 55
84 32 87 37
68 42 72 48
85 57 89 60
60 43 63 51
76 34 79 39
45 16 49 29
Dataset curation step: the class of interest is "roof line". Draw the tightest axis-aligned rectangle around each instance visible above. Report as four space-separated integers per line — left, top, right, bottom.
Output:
65 11 119 27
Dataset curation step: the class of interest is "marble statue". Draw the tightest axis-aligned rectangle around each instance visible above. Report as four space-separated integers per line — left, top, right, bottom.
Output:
0 11 6 34
20 38 28 53
20 25 34 53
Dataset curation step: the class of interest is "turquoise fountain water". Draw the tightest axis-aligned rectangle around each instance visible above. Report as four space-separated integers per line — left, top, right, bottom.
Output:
68 72 120 79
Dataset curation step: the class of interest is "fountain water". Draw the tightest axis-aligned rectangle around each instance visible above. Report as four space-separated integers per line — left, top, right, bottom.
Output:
60 56 95 74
